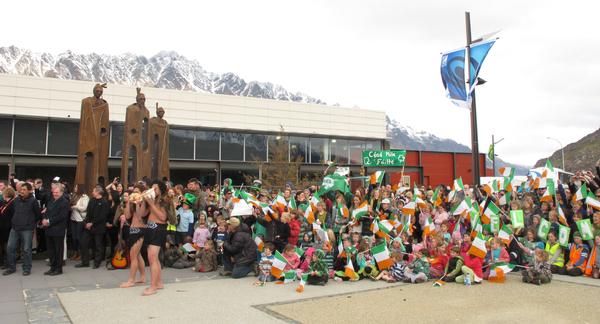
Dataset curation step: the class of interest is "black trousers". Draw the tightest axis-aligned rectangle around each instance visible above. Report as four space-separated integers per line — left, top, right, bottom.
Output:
46 234 64 272
81 231 105 266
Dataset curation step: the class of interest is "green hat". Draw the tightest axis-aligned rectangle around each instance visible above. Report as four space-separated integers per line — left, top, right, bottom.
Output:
183 193 197 206
573 231 582 239
313 249 325 260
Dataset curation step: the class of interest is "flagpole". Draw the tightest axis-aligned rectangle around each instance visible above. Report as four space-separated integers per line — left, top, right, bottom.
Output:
492 134 496 177
466 11 481 187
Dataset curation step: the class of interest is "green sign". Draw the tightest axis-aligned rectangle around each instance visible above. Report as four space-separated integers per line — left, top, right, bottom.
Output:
362 150 406 167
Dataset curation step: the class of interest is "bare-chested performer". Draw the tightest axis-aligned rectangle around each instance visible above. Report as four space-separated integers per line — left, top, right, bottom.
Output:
119 188 148 288
142 180 169 296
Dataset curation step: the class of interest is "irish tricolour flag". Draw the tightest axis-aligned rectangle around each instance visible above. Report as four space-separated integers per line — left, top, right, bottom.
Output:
371 243 393 270
370 171 385 186
352 201 369 220
344 257 359 280
270 250 289 279
498 224 513 245
468 233 488 259
488 262 516 283
586 190 600 211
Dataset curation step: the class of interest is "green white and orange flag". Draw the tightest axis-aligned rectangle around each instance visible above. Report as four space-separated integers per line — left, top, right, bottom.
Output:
468 233 488 259
271 250 289 278
540 180 555 203
402 201 416 215
447 177 464 202
586 190 600 211
288 196 297 210
483 179 500 196
480 200 500 224
488 262 515 283
573 183 587 202
370 171 385 186
498 224 513 245
344 256 359 280
338 201 349 218
371 243 393 270
254 236 264 252
431 187 442 207
499 166 515 178
371 218 393 240
304 203 315 224
273 193 287 211
451 198 470 216
284 270 296 284
296 273 309 293
423 216 436 236
352 201 369 220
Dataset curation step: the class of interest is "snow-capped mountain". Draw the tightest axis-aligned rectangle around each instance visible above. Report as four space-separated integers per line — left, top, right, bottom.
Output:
0 45 325 104
0 45 529 172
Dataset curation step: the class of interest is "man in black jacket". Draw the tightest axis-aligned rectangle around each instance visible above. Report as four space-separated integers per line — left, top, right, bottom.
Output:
76 186 109 269
3 182 41 276
41 184 69 275
221 217 257 278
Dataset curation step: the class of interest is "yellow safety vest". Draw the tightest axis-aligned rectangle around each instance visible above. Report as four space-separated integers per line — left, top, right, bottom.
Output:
545 242 564 267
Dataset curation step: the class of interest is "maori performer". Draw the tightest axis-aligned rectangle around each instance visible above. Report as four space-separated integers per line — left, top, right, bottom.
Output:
121 88 150 185
148 103 170 181
75 83 109 194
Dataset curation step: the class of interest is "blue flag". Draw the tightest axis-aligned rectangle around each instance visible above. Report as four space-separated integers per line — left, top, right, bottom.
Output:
467 39 496 93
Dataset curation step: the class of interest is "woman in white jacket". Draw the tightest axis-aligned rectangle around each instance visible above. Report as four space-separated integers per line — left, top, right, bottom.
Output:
70 184 89 261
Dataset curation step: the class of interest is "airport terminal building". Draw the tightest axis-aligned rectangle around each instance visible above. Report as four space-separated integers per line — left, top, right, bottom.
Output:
0 74 387 185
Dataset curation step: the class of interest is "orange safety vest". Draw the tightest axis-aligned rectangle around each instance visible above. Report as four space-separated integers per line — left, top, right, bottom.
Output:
568 244 588 271
585 244 598 276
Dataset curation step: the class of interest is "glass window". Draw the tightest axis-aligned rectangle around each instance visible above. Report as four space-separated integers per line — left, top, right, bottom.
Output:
0 118 12 153
221 132 244 161
196 130 220 160
268 135 289 163
13 119 47 154
47 121 79 155
365 140 382 150
110 124 124 157
330 139 348 164
245 134 266 162
310 137 329 164
169 128 195 159
349 140 365 165
289 136 307 162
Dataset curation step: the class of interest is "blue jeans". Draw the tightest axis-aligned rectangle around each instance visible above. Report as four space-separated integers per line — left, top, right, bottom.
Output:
223 253 254 278
7 229 33 272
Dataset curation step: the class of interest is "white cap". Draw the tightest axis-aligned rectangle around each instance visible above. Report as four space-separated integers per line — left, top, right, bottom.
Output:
381 198 391 204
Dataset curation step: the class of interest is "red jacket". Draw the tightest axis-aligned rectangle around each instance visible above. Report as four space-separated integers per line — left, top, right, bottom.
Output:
463 253 484 281
288 219 301 246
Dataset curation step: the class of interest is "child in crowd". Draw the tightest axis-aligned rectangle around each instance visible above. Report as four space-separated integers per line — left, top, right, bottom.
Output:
428 244 449 279
305 249 329 286
255 243 276 285
390 237 405 255
560 232 589 276
443 246 464 282
585 232 600 278
176 195 195 246
193 213 211 248
456 250 484 284
400 232 413 261
484 238 510 279
213 223 228 265
299 233 314 251
460 233 472 256
283 244 301 271
376 252 405 283
522 249 552 285
403 244 429 283
440 222 451 243
193 240 218 273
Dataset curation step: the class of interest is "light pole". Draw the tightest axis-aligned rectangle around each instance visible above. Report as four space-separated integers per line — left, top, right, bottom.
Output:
491 135 504 176
546 137 565 171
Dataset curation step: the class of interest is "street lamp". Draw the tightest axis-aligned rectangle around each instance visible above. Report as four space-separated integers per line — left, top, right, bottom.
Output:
546 137 565 170
491 135 504 176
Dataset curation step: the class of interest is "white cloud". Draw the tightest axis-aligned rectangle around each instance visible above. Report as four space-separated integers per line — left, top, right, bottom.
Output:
2 0 599 167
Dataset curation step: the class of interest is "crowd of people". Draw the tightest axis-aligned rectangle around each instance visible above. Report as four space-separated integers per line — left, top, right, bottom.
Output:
0 160 599 296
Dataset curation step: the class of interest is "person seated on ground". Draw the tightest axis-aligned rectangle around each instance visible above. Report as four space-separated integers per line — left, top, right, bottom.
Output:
517 228 543 266
299 233 314 251
193 240 218 273
545 231 564 274
403 244 429 284
484 238 510 279
584 232 600 278
560 232 589 276
522 249 552 285
457 250 484 284
428 243 449 279
443 246 464 282
304 249 329 286
282 243 300 271
213 222 228 266
254 242 276 285
390 237 405 255
375 252 405 283
221 217 258 278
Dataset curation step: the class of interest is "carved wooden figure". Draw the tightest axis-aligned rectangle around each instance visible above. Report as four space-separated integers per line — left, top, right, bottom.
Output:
121 88 150 185
75 83 109 194
147 102 170 181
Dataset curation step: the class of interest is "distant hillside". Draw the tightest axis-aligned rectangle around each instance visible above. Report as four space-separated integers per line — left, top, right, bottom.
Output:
535 128 600 172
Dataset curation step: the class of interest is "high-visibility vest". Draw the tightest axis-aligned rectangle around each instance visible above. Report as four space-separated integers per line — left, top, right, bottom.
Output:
545 242 564 267
585 244 598 276
567 244 588 271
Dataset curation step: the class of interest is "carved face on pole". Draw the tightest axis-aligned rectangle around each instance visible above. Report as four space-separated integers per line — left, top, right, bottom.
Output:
156 107 165 119
93 84 105 99
136 92 146 108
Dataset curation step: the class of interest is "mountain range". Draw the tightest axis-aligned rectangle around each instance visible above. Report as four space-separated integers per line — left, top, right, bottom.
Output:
534 128 600 173
0 45 529 174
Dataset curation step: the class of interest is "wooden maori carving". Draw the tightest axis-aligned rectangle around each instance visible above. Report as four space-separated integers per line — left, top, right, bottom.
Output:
121 87 150 185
